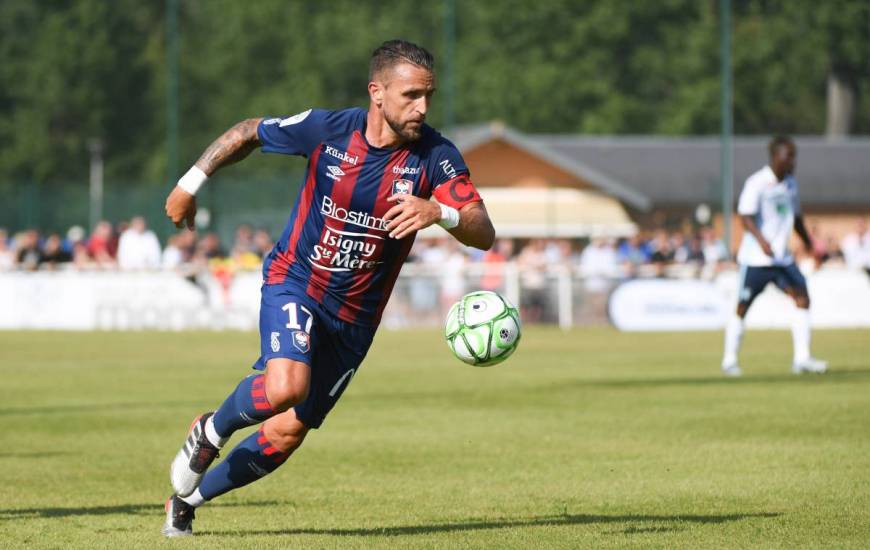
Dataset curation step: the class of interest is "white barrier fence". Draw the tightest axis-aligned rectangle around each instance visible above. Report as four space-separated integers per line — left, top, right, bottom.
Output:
1 265 868 331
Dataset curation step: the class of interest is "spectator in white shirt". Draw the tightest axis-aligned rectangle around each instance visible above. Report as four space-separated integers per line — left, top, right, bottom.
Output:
117 216 162 270
841 219 870 275
578 238 618 292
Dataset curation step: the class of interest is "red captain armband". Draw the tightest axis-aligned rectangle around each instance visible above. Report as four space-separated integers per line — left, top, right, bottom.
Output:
431 174 482 210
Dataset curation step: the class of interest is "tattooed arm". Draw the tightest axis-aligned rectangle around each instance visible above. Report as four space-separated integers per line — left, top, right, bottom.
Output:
194 118 263 175
165 118 263 229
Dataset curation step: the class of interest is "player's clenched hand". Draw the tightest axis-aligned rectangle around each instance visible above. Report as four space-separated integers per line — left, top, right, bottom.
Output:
165 186 197 230
383 194 441 239
759 239 774 257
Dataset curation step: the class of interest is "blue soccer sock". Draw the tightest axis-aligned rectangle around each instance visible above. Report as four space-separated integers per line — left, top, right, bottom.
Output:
197 426 290 501
211 374 275 439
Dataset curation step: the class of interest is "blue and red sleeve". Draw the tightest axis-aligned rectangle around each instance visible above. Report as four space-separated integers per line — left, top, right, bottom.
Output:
427 138 482 209
257 108 365 158
257 109 323 157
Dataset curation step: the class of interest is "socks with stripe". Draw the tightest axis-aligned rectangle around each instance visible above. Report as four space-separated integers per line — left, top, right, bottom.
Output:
196 426 290 502
211 374 275 440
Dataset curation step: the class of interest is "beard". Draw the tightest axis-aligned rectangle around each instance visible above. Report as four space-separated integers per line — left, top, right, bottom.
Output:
385 112 423 142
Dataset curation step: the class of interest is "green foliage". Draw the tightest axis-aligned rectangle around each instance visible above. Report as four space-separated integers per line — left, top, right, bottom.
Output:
0 327 869 548
0 0 868 185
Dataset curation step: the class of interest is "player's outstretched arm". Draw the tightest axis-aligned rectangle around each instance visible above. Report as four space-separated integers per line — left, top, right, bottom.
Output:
165 118 263 229
193 118 264 176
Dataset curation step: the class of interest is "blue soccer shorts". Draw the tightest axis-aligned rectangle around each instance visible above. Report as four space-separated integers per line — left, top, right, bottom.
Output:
252 283 376 429
737 263 808 307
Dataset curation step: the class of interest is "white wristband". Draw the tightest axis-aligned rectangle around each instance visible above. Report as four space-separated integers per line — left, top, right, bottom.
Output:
437 203 460 229
177 166 209 196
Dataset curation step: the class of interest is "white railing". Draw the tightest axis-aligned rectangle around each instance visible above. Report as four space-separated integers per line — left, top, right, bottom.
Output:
1 263 868 330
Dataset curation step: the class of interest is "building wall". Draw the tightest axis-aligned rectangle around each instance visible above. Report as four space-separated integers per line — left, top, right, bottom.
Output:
463 140 592 189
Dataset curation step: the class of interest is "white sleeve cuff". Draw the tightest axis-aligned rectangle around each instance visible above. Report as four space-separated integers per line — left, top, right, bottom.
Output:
177 166 209 196
437 203 460 229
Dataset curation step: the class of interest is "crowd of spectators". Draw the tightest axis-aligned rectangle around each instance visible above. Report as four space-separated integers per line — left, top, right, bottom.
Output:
0 218 273 274
2 218 869 282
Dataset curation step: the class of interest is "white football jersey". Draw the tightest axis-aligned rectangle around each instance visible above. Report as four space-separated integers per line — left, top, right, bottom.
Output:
736 165 800 266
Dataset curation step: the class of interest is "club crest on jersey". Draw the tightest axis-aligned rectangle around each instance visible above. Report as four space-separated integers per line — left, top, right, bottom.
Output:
292 330 310 353
392 179 413 196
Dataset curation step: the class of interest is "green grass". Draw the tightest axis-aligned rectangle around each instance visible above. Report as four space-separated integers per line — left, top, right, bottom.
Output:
0 327 868 549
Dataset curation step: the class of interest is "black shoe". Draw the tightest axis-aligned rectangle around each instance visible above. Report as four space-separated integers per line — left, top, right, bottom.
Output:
162 494 195 537
170 412 220 497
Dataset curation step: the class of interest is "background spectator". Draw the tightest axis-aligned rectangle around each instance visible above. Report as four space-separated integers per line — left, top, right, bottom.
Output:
841 220 870 276
15 230 41 271
72 241 94 270
480 238 513 291
117 216 162 270
578 238 618 293
253 229 273 259
617 233 650 278
517 239 548 323
39 233 72 269
195 232 226 262
87 220 117 267
162 234 186 270
0 229 14 271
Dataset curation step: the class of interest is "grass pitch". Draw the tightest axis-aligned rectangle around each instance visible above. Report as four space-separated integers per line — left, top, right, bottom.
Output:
0 327 868 549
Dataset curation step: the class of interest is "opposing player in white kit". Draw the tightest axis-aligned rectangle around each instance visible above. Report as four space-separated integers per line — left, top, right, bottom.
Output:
721 136 827 376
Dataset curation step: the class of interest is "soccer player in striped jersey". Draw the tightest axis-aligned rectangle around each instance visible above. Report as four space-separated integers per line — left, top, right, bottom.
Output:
161 40 494 536
721 136 827 377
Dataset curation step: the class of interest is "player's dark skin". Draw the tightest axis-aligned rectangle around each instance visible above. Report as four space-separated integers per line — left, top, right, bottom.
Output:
736 142 813 318
165 61 495 453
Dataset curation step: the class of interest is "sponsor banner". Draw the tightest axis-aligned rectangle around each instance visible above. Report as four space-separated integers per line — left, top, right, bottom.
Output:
610 269 870 331
2 268 868 331
717 268 870 329
608 279 728 331
0 272 261 331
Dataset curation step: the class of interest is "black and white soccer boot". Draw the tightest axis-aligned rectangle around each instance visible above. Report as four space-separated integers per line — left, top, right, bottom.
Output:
170 412 220 497
162 494 196 537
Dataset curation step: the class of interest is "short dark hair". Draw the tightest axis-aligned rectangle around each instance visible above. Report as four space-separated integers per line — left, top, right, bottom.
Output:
369 39 434 81
768 135 795 157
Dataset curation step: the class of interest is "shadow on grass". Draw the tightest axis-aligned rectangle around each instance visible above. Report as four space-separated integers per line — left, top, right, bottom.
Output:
0 400 203 417
198 512 780 537
0 500 282 521
579 368 870 389
0 451 74 459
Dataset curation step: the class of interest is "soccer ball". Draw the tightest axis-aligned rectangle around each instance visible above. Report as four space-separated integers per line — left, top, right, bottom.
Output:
445 291 521 367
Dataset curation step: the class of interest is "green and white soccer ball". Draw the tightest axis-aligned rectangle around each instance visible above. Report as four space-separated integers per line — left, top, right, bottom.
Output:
445 291 521 367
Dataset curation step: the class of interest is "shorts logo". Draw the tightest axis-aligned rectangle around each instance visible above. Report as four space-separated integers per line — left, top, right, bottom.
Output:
270 331 280 352
292 330 310 353
326 165 345 181
392 179 413 196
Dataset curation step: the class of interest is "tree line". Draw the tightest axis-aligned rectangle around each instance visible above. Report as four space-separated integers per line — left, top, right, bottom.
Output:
1 0 867 186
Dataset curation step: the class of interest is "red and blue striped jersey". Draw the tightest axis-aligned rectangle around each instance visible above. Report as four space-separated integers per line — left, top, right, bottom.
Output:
257 107 483 327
